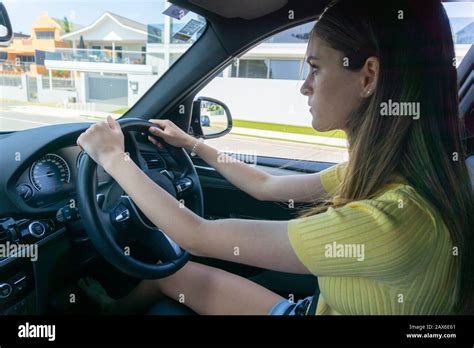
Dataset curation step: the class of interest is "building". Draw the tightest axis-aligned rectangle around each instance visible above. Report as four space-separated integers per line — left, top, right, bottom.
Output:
0 11 71 76
51 12 156 74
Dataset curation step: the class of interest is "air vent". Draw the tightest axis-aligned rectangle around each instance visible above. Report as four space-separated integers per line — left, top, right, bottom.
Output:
140 150 166 170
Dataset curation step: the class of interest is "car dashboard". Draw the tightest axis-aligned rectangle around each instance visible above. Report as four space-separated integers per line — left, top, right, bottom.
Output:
0 123 175 315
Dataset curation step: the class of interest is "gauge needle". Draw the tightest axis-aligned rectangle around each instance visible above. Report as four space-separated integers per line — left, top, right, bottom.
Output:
34 172 55 178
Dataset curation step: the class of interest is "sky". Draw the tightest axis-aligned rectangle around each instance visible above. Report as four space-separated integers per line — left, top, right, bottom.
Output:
2 0 473 35
3 0 169 34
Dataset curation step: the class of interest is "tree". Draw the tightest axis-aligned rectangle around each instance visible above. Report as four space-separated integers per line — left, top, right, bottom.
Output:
63 16 71 33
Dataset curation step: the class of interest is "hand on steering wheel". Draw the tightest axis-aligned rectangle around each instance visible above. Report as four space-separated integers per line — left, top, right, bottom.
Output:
148 119 195 150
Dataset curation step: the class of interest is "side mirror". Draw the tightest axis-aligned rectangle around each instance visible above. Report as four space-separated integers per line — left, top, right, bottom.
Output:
190 97 233 139
0 3 13 47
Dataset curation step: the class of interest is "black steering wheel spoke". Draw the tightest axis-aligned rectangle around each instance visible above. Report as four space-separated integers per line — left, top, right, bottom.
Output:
136 227 183 262
96 207 122 242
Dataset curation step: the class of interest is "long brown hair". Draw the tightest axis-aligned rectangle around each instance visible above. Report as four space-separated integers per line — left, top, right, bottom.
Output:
297 0 474 313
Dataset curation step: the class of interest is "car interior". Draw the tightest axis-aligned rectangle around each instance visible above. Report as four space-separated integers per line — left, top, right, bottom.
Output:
0 0 472 315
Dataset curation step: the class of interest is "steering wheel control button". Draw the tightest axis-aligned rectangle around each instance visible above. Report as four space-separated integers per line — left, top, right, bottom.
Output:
175 178 193 194
115 209 130 223
0 283 12 299
28 221 46 238
114 204 131 226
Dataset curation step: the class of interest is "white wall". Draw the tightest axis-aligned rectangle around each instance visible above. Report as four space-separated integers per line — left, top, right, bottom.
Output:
145 53 165 75
128 73 160 106
198 77 311 127
37 87 77 104
0 75 28 101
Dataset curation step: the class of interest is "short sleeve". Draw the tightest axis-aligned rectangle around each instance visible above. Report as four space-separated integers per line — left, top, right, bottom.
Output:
319 161 348 196
287 188 435 281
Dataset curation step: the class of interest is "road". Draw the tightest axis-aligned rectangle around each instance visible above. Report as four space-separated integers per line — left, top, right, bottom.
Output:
0 105 348 163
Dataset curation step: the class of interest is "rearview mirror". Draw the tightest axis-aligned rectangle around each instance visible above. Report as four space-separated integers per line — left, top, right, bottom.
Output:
0 3 13 47
190 97 233 139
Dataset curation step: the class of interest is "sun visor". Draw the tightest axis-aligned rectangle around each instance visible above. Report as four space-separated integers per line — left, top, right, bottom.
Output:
189 0 288 19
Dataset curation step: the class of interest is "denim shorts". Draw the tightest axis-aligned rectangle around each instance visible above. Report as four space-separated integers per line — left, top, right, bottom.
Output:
268 295 316 315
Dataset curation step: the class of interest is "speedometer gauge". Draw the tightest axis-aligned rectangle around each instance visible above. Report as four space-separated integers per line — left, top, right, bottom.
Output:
29 153 71 191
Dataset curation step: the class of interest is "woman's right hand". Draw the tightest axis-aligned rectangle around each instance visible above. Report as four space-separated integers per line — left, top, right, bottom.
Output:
148 119 195 150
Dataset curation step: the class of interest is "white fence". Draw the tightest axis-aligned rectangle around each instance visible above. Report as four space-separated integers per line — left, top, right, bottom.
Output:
42 76 75 90
0 75 22 87
0 75 28 101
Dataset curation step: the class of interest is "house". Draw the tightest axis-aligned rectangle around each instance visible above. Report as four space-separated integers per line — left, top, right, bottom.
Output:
0 11 71 76
56 12 158 68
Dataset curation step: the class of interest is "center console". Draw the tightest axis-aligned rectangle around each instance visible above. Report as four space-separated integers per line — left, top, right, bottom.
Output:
0 217 62 315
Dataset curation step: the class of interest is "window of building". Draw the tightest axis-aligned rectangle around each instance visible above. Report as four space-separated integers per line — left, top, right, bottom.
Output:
231 58 305 80
36 31 55 40
231 59 269 79
269 59 303 80
17 55 35 63
147 23 164 43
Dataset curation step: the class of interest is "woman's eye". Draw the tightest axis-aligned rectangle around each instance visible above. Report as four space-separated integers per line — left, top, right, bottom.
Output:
310 66 319 75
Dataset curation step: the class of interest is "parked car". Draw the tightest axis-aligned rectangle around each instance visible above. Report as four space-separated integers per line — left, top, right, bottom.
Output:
200 115 210 127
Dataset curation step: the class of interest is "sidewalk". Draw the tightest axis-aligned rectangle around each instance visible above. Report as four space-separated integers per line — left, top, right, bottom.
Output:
231 127 348 147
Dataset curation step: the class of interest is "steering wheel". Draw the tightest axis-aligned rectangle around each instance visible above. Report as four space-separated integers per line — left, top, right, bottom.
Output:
76 118 204 279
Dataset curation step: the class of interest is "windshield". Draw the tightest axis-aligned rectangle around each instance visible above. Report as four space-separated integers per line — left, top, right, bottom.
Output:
0 0 206 131
0 1 472 134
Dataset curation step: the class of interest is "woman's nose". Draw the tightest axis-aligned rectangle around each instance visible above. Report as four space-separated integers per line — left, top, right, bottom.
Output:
300 80 312 96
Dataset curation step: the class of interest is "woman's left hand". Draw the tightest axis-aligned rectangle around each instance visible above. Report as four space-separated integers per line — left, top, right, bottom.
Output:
76 115 125 169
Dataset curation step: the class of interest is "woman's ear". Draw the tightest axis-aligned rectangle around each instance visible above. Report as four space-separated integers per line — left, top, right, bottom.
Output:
359 56 379 98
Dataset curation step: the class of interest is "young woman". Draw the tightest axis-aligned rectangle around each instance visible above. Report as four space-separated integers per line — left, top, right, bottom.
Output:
76 0 474 315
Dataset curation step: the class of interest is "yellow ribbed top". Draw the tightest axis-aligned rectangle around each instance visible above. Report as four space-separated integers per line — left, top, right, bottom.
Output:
288 162 458 315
